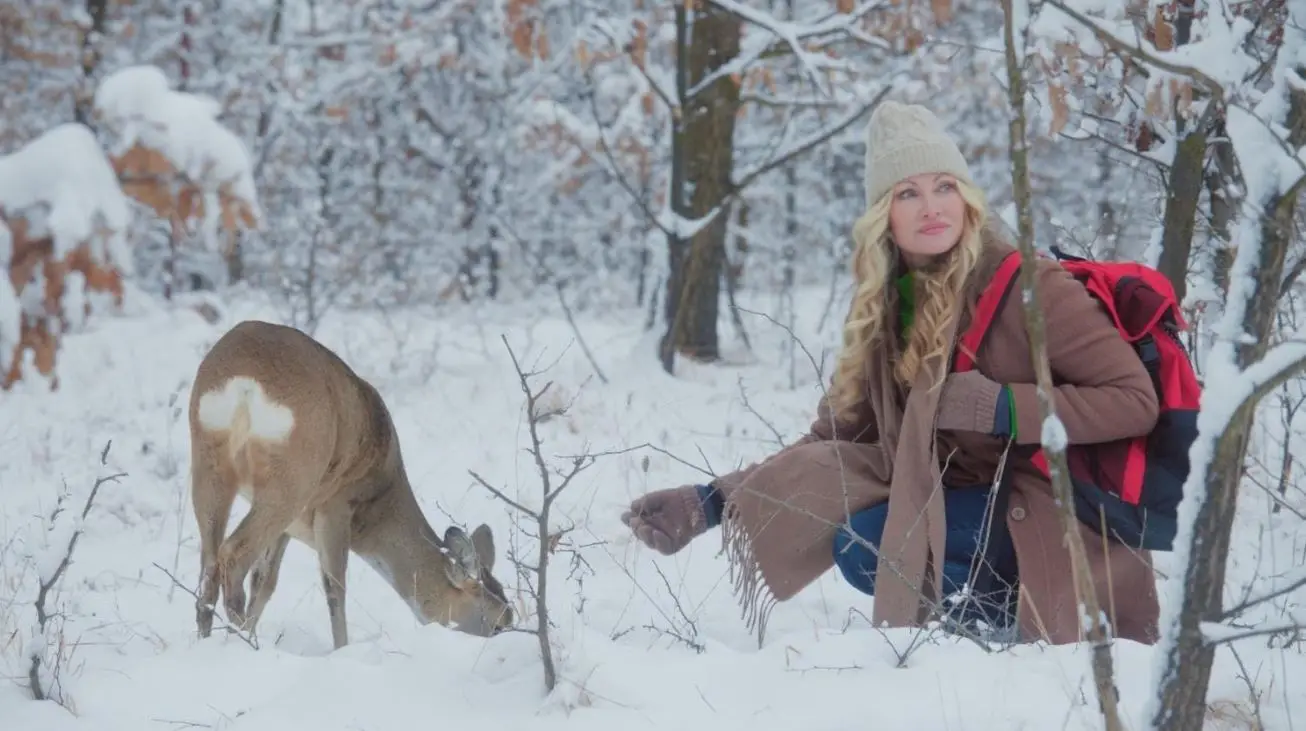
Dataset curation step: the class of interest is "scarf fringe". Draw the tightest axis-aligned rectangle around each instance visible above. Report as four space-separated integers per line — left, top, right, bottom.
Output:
720 504 779 648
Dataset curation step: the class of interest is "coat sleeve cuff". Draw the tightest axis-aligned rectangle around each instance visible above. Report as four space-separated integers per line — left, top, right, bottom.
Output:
696 482 725 528
992 385 1016 438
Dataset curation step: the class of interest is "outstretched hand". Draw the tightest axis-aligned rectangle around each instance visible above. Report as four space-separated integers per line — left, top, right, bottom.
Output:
621 485 707 555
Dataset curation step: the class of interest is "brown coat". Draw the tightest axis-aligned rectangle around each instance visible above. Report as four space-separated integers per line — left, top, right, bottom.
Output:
713 231 1161 645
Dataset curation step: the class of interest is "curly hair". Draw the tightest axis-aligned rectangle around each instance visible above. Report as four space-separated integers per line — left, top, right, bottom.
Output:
826 179 990 424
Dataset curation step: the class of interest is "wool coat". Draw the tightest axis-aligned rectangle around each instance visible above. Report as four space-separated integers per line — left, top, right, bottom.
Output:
713 230 1162 645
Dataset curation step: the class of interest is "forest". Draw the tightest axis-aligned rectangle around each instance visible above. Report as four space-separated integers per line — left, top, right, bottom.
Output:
2 1 1305 730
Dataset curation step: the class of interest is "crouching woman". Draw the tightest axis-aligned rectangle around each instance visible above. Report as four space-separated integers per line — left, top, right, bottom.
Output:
621 101 1161 645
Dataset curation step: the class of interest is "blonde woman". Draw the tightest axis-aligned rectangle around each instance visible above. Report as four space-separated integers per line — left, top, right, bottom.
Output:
622 101 1162 645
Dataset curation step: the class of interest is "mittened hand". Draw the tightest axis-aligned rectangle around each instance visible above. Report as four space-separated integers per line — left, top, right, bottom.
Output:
936 370 1005 435
621 485 708 555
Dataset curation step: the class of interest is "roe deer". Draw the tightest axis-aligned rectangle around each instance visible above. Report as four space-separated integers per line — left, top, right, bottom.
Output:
187 319 514 649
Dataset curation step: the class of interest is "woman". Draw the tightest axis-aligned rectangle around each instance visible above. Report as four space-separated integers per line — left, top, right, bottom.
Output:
621 101 1162 645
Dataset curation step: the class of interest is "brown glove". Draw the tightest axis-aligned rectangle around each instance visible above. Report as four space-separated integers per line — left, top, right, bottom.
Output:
621 485 710 555
936 370 1004 435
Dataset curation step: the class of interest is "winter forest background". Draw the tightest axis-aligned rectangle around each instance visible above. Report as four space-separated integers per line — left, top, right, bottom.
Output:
3 1 1306 730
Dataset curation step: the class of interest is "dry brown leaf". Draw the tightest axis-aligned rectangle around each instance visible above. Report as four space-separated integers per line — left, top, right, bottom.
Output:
1171 77 1194 118
537 27 550 59
1152 6 1175 51
1047 82 1071 136
2 212 126 391
630 19 648 69
1144 82 1165 119
512 23 533 58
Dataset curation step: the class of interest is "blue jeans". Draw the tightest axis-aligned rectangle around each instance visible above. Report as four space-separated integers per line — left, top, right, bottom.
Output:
831 484 1018 628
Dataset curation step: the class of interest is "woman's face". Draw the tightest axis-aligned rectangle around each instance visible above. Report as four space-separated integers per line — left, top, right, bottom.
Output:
887 173 966 268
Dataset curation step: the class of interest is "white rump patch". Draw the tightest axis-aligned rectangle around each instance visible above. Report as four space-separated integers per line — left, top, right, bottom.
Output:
196 375 295 441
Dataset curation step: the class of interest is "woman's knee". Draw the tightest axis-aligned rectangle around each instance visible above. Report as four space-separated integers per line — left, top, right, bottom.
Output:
831 502 890 595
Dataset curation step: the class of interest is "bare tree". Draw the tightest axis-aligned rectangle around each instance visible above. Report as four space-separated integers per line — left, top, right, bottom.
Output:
1149 15 1306 729
469 336 625 692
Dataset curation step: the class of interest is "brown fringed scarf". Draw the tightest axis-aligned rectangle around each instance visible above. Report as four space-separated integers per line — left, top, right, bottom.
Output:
715 234 1009 643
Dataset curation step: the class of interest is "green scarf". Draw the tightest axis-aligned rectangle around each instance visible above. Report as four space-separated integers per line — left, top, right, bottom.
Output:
895 270 915 337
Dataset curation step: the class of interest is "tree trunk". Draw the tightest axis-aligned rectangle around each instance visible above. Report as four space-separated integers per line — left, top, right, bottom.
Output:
1152 63 1306 731
73 0 108 125
1206 119 1237 297
661 3 741 364
1156 127 1205 302
1153 0 1203 303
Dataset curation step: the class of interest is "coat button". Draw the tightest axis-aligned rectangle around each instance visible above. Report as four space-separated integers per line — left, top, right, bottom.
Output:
1010 506 1027 521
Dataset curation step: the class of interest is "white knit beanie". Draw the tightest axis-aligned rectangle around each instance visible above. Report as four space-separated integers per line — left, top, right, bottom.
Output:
863 101 973 208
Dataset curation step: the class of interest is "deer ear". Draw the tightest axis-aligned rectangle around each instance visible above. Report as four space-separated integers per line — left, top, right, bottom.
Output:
471 523 496 572
444 526 481 582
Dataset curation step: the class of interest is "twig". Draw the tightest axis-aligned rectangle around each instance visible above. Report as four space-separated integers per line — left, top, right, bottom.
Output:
736 376 787 447
490 214 609 384
1003 3 1123 728
152 563 258 650
735 305 827 384
468 335 617 693
1204 621 1304 646
649 562 704 653
28 440 123 704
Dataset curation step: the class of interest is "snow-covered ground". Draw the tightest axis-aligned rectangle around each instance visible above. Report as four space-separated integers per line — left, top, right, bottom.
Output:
2 283 1303 730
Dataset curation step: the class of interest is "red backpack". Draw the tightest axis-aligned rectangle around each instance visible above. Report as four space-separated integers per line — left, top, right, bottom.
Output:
955 247 1201 552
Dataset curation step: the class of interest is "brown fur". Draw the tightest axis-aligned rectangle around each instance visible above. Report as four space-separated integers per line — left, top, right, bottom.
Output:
188 320 513 649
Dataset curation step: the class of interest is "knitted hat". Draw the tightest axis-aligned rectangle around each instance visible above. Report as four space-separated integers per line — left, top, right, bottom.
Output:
863 101 973 207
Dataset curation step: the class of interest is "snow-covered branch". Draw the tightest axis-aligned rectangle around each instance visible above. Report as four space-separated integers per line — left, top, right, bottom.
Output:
1039 0 1234 99
688 0 891 99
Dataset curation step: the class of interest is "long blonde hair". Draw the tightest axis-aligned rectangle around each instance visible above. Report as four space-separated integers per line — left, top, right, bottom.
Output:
827 179 990 423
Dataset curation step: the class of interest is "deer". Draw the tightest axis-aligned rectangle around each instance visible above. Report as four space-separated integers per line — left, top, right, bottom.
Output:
187 319 515 649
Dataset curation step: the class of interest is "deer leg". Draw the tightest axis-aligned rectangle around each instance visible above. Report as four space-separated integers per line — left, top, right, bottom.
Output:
244 532 291 639
217 497 299 632
190 457 237 639
313 506 352 649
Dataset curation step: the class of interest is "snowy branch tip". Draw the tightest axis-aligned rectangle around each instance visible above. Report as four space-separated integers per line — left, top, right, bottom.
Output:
92 64 262 232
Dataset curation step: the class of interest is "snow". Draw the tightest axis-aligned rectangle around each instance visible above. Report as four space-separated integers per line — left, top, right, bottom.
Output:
0 123 133 264
3 285 1304 730
0 122 134 369
91 64 262 241
1040 413 1068 451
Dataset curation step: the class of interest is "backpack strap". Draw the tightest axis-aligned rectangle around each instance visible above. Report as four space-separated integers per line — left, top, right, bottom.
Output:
955 250 1023 372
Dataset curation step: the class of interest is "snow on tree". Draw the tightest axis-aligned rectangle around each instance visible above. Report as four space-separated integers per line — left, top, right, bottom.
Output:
1019 0 1281 302
91 64 261 258
1 62 262 391
0 123 132 389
